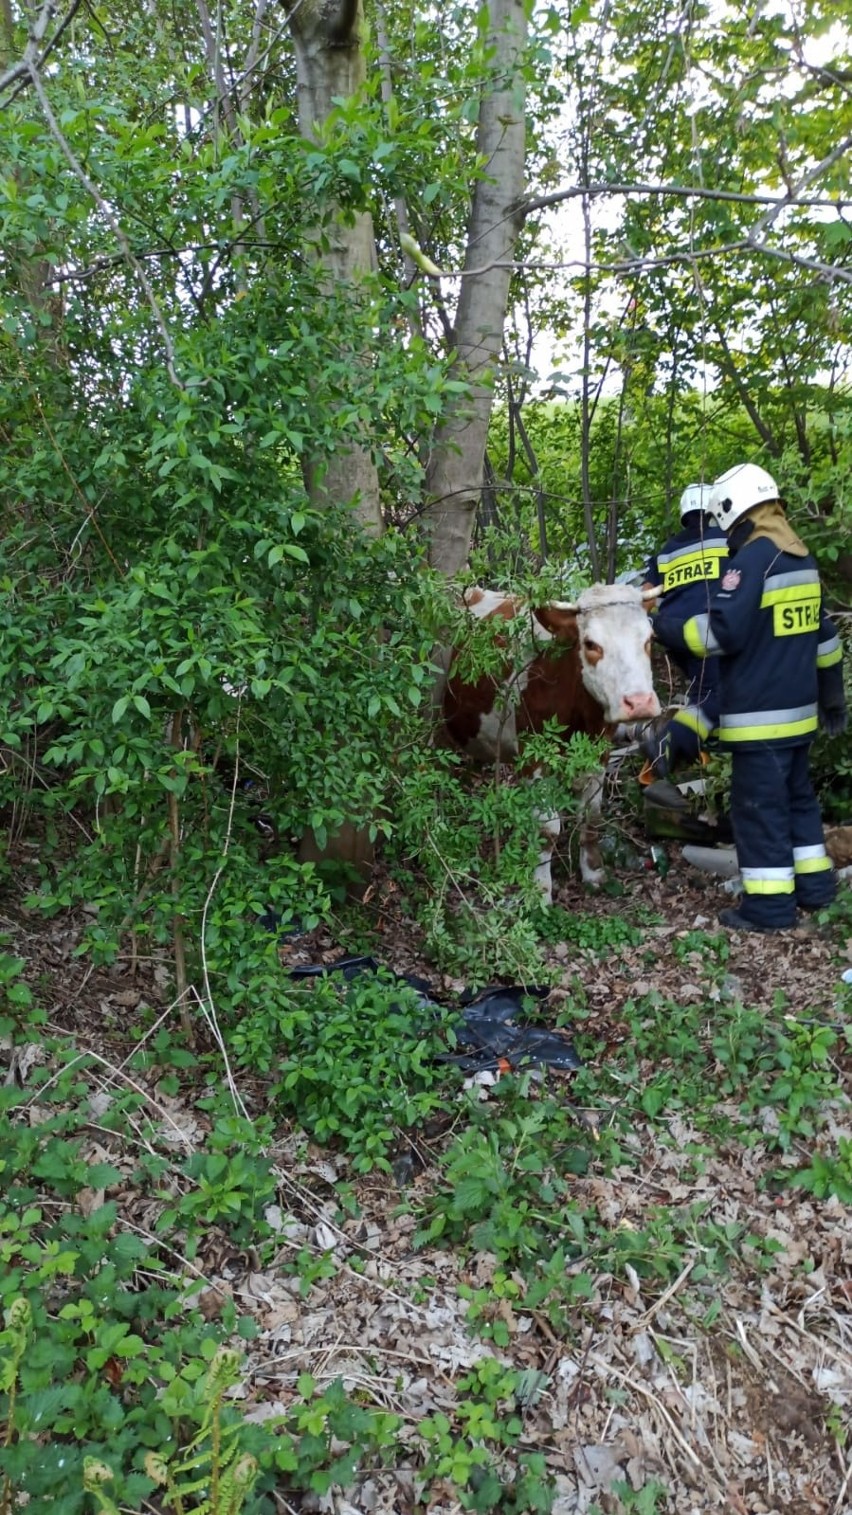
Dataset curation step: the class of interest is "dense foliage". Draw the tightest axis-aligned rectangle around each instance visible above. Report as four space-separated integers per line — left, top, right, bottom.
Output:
0 0 850 1504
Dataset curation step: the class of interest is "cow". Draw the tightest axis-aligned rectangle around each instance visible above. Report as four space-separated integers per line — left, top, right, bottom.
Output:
442 582 661 902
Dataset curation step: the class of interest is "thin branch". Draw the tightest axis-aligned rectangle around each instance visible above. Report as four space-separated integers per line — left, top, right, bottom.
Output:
522 179 851 219
747 131 852 239
196 2 292 138
420 239 852 288
374 0 418 293
195 0 242 146
742 237 852 285
0 0 55 94
707 298 777 452
60 232 843 293
579 183 601 579
239 0 270 114
28 0 82 72
25 61 184 388
52 230 298 288
197 705 250 1124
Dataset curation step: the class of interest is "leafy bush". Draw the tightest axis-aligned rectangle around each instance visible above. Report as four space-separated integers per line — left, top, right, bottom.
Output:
532 905 644 952
417 1357 555 1512
413 1088 595 1265
786 1137 852 1205
228 968 457 1171
0 81 456 1036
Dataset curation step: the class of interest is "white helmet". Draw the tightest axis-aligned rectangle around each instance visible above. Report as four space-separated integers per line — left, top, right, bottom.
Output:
679 482 713 520
710 463 779 530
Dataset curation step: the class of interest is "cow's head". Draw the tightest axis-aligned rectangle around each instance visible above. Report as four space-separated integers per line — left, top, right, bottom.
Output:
535 583 661 725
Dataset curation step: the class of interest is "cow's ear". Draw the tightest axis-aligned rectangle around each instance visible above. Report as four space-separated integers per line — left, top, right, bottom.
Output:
533 606 579 641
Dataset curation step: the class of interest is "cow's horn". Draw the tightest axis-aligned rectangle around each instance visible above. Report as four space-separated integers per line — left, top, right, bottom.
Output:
549 600 579 614
640 585 660 602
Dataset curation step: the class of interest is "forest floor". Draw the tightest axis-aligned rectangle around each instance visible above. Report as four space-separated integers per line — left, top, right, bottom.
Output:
2 820 852 1515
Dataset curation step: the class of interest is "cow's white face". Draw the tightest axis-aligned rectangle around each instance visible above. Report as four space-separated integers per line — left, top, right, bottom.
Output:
574 584 660 724
447 581 662 900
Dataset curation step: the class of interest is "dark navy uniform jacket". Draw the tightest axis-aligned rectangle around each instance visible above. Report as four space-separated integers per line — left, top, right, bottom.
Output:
683 534 844 748
644 518 728 672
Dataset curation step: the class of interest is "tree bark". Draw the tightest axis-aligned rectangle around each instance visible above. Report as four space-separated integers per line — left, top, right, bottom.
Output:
282 0 382 879
284 0 383 536
423 0 528 577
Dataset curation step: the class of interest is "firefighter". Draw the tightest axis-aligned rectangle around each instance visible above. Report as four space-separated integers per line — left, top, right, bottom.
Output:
683 462 847 933
641 483 729 778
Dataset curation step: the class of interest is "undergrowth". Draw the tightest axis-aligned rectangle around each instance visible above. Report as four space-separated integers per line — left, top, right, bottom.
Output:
0 1037 559 1513
1 860 850 1513
410 925 852 1316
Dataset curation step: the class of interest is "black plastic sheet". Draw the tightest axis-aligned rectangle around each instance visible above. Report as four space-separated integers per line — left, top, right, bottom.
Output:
450 985 582 1072
287 956 581 1074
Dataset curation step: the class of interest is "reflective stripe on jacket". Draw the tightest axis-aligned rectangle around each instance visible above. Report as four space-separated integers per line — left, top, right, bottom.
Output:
645 523 728 658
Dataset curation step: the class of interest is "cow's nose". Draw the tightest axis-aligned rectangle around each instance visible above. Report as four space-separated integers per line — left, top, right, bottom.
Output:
623 692 661 719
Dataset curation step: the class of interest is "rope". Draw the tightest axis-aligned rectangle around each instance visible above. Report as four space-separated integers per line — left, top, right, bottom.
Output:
682 14 716 711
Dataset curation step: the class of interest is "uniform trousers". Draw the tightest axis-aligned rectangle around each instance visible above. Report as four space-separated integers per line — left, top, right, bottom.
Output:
730 743 836 928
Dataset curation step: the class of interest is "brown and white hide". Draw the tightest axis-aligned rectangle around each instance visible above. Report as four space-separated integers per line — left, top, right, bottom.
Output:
442 583 660 902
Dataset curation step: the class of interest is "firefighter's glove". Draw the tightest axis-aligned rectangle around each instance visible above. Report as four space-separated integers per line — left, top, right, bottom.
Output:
818 703 848 738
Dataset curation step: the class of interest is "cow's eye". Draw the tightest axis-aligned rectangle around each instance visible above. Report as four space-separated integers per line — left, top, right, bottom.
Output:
584 638 602 655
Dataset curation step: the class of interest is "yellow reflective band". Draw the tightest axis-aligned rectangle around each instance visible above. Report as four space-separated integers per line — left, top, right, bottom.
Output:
817 645 843 668
673 708 713 737
683 614 721 656
661 550 725 591
683 619 703 655
741 878 796 896
773 600 821 636
659 545 726 567
761 582 821 637
718 716 818 742
760 582 820 607
793 855 833 875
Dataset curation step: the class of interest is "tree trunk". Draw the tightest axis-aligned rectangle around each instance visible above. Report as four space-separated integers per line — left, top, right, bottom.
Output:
423 0 528 577
284 0 383 536
284 0 382 879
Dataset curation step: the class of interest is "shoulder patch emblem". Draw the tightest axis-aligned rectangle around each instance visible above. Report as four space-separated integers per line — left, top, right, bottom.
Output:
721 568 741 592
